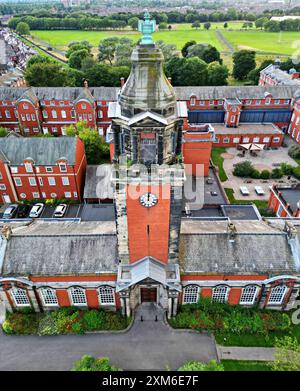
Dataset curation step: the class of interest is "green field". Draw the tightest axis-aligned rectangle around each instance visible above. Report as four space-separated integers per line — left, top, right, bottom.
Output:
223 30 300 55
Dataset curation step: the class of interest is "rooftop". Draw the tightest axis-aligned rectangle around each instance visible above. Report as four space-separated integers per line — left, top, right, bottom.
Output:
83 164 114 200
274 186 300 214
213 123 282 135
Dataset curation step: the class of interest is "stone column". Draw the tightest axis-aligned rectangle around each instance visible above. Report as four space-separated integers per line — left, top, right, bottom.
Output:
0 287 12 313
172 297 178 317
125 297 131 318
27 288 40 312
167 297 173 319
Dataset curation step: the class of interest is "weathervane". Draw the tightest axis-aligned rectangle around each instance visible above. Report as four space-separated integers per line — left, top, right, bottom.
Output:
138 10 156 45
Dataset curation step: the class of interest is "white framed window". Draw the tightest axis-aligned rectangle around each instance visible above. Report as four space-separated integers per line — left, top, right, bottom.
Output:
70 287 87 305
48 177 56 186
71 110 76 118
190 97 196 106
233 137 240 143
52 110 57 119
5 110 11 118
82 103 87 109
230 115 235 122
61 110 66 119
297 132 300 142
265 98 271 105
59 163 67 172
253 137 260 143
32 192 40 198
98 127 104 135
98 110 103 118
29 177 37 186
25 163 33 173
209 100 214 105
212 286 228 303
88 113 92 121
21 114 25 121
83 113 87 121
98 286 115 305
23 103 29 110
275 100 280 105
46 167 53 173
183 285 199 304
263 137 270 143
26 114 30 121
42 192 46 198
246 100 252 105
256 100 261 105
232 107 237 113
50 192 57 198
74 191 78 198
40 288 58 306
31 114 36 121
50 101 55 106
62 177 69 186
240 285 258 305
43 110 48 118
38 177 43 186
11 288 30 306
273 137 280 143
59 101 64 106
223 138 230 143
14 177 22 187
0 172 2 180
0 184 6 190
20 193 26 199
64 191 71 198
243 137 250 143
52 127 58 133
296 117 300 125
268 285 287 305
213 137 219 143
78 114 82 121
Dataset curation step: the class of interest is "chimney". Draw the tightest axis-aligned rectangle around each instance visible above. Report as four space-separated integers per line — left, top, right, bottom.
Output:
120 77 125 88
285 221 297 240
227 221 237 242
2 225 12 240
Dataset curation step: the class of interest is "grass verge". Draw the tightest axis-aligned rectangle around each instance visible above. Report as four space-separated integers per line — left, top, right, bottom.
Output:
211 147 228 182
221 360 272 371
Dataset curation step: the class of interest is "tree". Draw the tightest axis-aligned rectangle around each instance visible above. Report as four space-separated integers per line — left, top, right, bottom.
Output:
224 22 228 28
78 127 110 164
66 43 91 59
115 38 134 67
98 37 120 65
204 22 211 30
25 62 68 87
233 50 256 80
181 40 196 58
16 22 30 35
178 360 224 371
27 54 52 67
72 355 120 371
247 58 274 85
233 161 255 177
68 49 91 70
128 16 139 30
192 21 201 29
0 127 8 137
156 40 177 62
255 17 268 29
187 44 221 64
159 22 168 30
264 20 281 32
207 62 229 85
180 57 208 86
270 337 300 371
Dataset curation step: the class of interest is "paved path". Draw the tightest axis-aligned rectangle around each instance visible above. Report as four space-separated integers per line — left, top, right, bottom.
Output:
218 346 276 361
0 303 217 371
215 30 235 54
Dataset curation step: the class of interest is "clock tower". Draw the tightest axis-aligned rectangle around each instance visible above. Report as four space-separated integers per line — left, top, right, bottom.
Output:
109 12 185 317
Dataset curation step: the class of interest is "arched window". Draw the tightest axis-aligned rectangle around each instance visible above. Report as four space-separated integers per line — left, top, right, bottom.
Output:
98 286 115 305
240 285 258 305
212 285 228 303
40 288 58 306
268 285 287 305
183 285 199 304
70 287 86 305
11 288 30 306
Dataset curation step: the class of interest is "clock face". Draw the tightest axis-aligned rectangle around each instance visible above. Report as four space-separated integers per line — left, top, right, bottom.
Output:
139 193 158 208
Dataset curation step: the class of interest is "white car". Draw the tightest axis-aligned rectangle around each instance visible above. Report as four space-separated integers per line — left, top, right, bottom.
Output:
29 203 44 218
240 186 250 196
255 186 265 196
53 204 67 218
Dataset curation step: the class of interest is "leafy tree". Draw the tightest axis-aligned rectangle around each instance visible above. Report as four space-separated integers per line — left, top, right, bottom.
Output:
204 22 211 30
270 337 300 371
159 22 168 30
128 16 139 30
264 20 281 32
78 128 110 164
0 127 8 137
68 49 91 70
25 62 68 87
233 50 256 80
180 57 208 86
156 40 177 62
72 355 120 371
224 22 228 28
187 44 221 64
255 17 268 29
247 59 274 85
271 168 283 179
289 144 300 159
260 170 271 179
98 37 120 65
233 161 255 177
66 43 91 59
115 38 135 67
16 22 30 35
207 62 229 85
178 360 224 371
181 40 196 58
192 21 201 29
27 54 52 67
165 57 186 85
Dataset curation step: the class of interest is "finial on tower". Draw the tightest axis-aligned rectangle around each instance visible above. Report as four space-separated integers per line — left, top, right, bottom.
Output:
138 10 156 45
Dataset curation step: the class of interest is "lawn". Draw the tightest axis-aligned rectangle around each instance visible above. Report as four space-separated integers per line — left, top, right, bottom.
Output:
221 360 272 371
31 28 223 51
223 30 300 55
224 187 275 217
211 147 228 182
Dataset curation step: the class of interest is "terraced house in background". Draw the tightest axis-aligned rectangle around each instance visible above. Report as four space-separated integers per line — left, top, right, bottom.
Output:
0 13 300 319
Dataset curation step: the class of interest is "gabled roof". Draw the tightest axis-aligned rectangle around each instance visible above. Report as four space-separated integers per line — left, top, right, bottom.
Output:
128 111 168 126
0 137 78 165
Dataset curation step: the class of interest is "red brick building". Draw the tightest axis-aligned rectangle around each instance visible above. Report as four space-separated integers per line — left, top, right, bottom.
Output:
0 136 86 203
268 185 300 217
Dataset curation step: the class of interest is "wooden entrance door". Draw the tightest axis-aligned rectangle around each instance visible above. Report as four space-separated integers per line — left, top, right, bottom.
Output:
141 288 157 303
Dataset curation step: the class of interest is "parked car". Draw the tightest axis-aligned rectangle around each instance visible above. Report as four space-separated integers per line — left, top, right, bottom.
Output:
206 177 214 184
210 191 218 196
29 203 44 218
53 204 67 218
17 204 31 218
255 186 265 196
240 186 250 196
3 204 18 219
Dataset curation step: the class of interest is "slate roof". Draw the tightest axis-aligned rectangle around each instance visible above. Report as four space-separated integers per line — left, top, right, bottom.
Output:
179 220 296 274
1 221 118 276
0 137 77 165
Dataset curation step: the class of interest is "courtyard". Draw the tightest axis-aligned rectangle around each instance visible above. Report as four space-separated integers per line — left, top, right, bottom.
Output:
218 139 299 202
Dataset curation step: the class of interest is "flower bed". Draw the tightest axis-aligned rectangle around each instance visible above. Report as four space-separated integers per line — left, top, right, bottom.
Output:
2 307 130 335
169 298 292 338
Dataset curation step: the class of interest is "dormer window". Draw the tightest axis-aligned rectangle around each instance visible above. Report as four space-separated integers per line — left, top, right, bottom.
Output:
59 163 67 172
23 103 29 110
25 162 33 173
190 97 196 106
82 103 87 109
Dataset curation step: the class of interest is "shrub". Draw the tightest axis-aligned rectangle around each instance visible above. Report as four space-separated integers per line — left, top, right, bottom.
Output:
288 145 300 159
72 321 85 334
72 355 120 371
250 169 260 179
38 313 59 335
233 161 254 177
2 319 14 334
271 168 283 179
280 163 294 176
82 309 106 331
260 170 271 179
178 360 224 371
293 166 300 179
